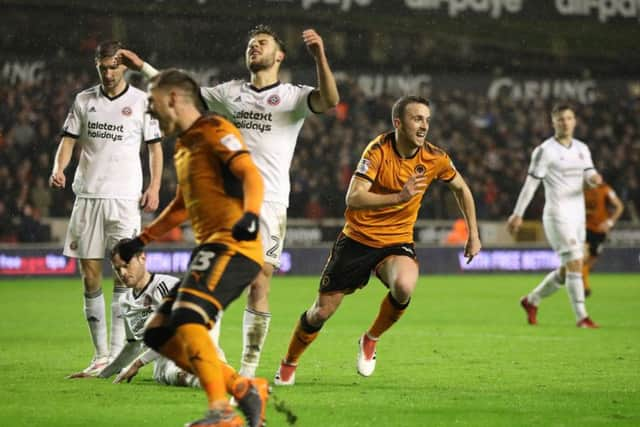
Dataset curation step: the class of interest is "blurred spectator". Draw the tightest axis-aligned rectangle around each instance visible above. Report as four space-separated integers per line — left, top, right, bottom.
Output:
1 71 639 244
16 203 50 243
30 176 52 218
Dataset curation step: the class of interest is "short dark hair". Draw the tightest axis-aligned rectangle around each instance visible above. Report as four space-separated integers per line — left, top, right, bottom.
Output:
391 95 431 122
248 24 287 55
551 103 574 117
95 40 122 61
111 238 143 260
150 68 202 106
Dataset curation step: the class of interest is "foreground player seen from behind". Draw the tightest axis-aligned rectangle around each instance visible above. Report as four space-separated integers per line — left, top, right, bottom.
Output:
117 69 269 427
274 95 481 385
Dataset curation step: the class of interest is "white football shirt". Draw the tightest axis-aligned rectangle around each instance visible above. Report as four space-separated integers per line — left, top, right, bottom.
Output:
62 84 162 200
119 273 180 341
528 137 596 221
200 80 315 206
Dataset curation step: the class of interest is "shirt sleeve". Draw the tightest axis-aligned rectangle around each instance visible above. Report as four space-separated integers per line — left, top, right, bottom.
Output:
294 84 315 117
143 111 162 143
582 146 598 182
436 153 458 182
354 143 382 183
208 120 250 165
527 146 548 179
200 84 230 116
61 95 83 138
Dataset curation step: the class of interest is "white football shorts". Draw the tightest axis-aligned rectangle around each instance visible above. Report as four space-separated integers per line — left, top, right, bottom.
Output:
63 198 141 259
260 201 287 268
153 357 200 387
543 217 585 264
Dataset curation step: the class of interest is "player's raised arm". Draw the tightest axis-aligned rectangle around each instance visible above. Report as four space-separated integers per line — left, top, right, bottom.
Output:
117 48 160 78
49 136 76 188
446 173 482 263
303 29 339 112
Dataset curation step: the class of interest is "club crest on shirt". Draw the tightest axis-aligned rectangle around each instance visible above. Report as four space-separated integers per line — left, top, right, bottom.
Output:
69 241 78 250
320 274 330 289
356 158 371 174
414 164 426 175
143 295 152 307
267 94 281 106
121 106 132 116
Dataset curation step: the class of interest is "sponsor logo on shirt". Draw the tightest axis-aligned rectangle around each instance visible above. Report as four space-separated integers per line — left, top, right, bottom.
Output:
87 120 125 142
233 110 273 133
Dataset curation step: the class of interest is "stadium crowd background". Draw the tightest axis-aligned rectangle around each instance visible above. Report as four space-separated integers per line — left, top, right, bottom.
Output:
1 0 639 243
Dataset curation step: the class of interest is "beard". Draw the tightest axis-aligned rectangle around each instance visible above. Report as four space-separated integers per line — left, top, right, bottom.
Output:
247 54 276 73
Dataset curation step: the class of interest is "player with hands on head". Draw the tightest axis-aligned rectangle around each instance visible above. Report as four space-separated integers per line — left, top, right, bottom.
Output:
51 40 163 377
274 95 481 385
508 103 601 328
117 25 339 378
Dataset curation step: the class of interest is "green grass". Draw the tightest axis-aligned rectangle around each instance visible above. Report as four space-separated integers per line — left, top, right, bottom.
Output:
1 274 639 426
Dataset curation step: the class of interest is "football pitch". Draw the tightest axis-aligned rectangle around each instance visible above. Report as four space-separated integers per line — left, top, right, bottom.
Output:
1 274 638 426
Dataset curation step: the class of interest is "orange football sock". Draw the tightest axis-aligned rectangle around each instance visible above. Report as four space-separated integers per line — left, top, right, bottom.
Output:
284 314 320 365
220 362 243 394
158 334 194 374
367 293 408 339
582 263 591 292
176 323 227 405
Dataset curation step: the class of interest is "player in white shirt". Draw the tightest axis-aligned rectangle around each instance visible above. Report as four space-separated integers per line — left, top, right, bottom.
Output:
507 104 602 328
50 41 164 376
69 239 225 386
119 25 339 376
79 239 225 385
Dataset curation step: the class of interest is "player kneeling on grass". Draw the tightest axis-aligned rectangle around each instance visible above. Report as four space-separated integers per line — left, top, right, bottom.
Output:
69 238 226 387
274 95 481 385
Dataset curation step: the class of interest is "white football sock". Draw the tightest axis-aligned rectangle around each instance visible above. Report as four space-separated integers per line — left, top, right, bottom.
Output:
109 286 127 360
566 272 588 321
528 270 563 306
84 289 108 359
239 308 271 378
209 311 227 363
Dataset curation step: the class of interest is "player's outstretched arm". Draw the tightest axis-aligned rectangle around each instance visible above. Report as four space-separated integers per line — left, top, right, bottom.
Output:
303 29 340 113
446 174 481 263
139 185 189 243
113 359 144 384
49 137 76 189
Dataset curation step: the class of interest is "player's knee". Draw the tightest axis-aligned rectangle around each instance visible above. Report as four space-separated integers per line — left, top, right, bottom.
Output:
390 277 416 304
309 303 336 324
144 326 174 351
301 311 324 333
388 292 411 310
564 257 583 272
